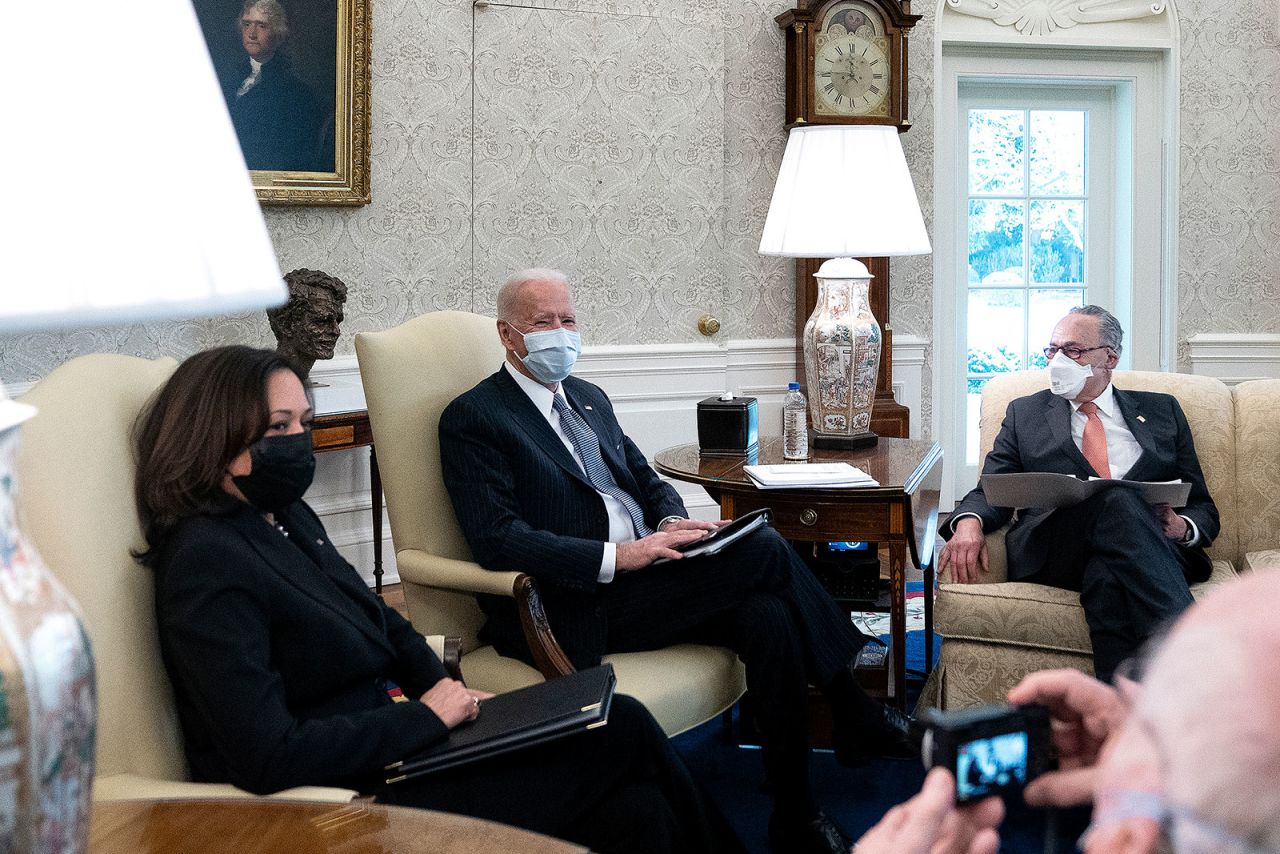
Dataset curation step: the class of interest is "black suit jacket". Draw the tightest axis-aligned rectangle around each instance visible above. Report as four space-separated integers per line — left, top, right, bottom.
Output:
218 55 329 172
439 368 688 668
945 387 1219 583
154 500 449 794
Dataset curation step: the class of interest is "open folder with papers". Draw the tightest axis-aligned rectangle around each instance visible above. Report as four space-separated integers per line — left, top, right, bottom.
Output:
743 463 879 490
980 472 1192 510
385 664 616 784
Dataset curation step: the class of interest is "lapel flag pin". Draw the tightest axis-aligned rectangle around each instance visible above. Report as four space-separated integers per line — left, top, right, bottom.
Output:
1137 415 1146 423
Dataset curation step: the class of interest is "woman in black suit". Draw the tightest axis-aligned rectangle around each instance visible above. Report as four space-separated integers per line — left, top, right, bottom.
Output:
134 345 734 854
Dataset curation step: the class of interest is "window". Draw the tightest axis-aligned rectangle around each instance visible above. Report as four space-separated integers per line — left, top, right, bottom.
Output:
962 84 1116 466
934 48 1171 505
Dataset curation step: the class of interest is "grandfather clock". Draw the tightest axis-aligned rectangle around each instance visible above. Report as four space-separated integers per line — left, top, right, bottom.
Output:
776 0 921 438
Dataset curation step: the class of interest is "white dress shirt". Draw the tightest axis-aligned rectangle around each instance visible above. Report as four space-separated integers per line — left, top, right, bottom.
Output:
504 362 634 582
953 382 1200 545
1068 383 1141 479
236 58 264 98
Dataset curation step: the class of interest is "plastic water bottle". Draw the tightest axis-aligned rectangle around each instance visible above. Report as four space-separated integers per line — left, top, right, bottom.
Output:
783 382 809 460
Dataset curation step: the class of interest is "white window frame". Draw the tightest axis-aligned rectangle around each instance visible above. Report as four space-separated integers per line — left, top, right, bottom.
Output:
933 46 1176 506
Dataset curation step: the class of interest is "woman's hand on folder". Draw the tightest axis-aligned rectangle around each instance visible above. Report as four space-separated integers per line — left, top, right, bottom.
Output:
422 677 496 728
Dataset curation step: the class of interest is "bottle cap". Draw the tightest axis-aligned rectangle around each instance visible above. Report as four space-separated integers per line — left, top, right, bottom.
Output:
788 382 800 390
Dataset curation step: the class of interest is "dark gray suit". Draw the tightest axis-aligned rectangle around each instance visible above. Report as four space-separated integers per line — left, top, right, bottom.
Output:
944 386 1219 678
440 367 873 825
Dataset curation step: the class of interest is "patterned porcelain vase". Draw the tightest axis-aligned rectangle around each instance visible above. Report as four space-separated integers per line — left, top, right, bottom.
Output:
0 421 96 852
802 270 881 444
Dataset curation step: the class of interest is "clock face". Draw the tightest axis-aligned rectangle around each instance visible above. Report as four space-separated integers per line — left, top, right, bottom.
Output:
813 33 890 117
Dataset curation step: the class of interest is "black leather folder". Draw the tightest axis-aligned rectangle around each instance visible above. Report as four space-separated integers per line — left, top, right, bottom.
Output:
384 664 617 783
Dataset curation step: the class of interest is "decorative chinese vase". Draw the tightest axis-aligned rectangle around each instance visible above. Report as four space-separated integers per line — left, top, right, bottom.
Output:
802 259 881 448
0 413 96 852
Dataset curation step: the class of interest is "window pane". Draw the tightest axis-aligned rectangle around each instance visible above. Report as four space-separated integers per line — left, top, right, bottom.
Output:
968 109 1025 195
968 200 1025 284
1030 110 1084 195
1028 288 1086 367
967 289 1026 376
1030 200 1084 284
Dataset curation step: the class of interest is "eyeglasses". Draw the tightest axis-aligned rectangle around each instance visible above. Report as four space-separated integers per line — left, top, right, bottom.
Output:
1043 345 1111 361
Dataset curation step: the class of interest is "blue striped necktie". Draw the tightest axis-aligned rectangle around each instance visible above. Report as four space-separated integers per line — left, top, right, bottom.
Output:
552 395 654 538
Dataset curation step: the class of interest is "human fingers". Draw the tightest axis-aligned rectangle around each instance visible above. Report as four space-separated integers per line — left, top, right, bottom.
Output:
663 518 718 533
953 542 977 584
660 529 709 546
926 791 1002 854
1022 767 1097 808
966 827 1000 854
466 688 496 702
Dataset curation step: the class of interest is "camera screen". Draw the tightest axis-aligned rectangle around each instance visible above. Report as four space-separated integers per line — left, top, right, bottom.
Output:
955 731 1028 800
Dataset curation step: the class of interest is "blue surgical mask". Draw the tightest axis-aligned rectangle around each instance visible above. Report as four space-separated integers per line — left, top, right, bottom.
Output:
517 327 581 384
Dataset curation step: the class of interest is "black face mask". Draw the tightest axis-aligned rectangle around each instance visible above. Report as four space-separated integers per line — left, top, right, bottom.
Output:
231 431 316 512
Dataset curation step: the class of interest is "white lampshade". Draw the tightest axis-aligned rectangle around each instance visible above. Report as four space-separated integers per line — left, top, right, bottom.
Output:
3 0 286 336
759 125 931 259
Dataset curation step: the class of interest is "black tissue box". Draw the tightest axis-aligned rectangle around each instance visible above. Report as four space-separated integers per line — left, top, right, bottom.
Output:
697 395 759 456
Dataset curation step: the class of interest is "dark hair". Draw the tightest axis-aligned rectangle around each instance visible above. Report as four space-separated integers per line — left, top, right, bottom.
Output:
133 346 305 565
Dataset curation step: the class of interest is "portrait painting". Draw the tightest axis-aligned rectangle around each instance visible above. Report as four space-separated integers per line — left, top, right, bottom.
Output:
195 0 371 205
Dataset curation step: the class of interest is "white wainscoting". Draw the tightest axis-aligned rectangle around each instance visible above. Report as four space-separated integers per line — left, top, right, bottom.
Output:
7 337 927 590
308 334 927 587
1187 333 1280 384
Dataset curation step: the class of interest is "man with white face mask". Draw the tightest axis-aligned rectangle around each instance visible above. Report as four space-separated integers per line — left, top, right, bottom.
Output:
937 306 1218 681
440 268 916 854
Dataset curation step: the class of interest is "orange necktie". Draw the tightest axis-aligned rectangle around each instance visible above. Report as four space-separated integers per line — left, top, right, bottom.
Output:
1078 401 1110 477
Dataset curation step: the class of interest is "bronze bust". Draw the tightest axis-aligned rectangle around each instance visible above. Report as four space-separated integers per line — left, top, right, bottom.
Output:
267 268 348 384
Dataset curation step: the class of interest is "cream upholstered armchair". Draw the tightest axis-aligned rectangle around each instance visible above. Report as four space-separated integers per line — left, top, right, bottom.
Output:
356 311 746 735
17 354 354 802
929 370 1252 710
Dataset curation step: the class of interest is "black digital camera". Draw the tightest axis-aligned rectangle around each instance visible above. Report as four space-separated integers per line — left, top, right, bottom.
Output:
918 703 1052 804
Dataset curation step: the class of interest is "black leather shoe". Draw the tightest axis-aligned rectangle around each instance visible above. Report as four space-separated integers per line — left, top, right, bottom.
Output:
768 811 853 854
832 701 919 767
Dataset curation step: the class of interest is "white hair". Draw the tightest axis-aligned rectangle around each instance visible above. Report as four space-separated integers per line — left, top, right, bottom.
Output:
1136 579 1280 850
496 268 569 322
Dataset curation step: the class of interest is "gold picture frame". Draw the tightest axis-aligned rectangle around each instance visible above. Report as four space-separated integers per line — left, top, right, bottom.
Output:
196 0 371 206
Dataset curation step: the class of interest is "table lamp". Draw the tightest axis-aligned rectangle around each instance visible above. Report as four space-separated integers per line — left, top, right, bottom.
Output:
0 1 285 849
759 124 931 448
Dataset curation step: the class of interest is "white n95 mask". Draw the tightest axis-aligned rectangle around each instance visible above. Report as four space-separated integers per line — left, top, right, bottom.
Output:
1048 350 1093 400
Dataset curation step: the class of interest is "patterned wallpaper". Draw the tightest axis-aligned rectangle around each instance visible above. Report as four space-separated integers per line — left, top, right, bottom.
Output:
4 0 1279 436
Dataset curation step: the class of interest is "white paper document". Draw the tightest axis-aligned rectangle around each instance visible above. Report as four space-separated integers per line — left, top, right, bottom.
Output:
744 463 879 490
980 472 1192 510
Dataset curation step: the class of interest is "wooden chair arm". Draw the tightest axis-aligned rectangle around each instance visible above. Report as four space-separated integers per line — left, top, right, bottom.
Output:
442 636 464 682
513 573 575 680
399 550 576 680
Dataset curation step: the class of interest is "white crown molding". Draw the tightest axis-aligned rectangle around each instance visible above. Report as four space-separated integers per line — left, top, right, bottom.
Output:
945 0 1167 37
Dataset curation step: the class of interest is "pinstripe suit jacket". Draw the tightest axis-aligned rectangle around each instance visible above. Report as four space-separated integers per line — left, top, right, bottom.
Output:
439 367 688 666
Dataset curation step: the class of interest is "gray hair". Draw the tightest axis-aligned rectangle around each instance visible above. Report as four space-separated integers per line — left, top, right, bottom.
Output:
241 0 289 42
1137 576 1280 850
496 268 569 322
1069 305 1123 355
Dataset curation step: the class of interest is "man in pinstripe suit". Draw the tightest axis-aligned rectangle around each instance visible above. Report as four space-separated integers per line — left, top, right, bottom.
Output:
440 269 911 854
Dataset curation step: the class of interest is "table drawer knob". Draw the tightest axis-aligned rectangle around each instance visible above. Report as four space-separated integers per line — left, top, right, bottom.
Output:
800 509 818 526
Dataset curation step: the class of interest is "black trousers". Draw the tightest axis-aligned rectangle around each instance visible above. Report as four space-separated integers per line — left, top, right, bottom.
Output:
604 527 871 822
374 694 739 854
1018 487 1195 682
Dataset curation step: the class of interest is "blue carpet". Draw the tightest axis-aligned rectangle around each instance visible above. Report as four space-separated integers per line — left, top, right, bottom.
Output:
671 597 1091 853
673 710 1089 853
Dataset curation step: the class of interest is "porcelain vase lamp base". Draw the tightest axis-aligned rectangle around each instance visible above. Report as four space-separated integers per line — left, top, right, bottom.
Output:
0 418 96 852
802 257 882 451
